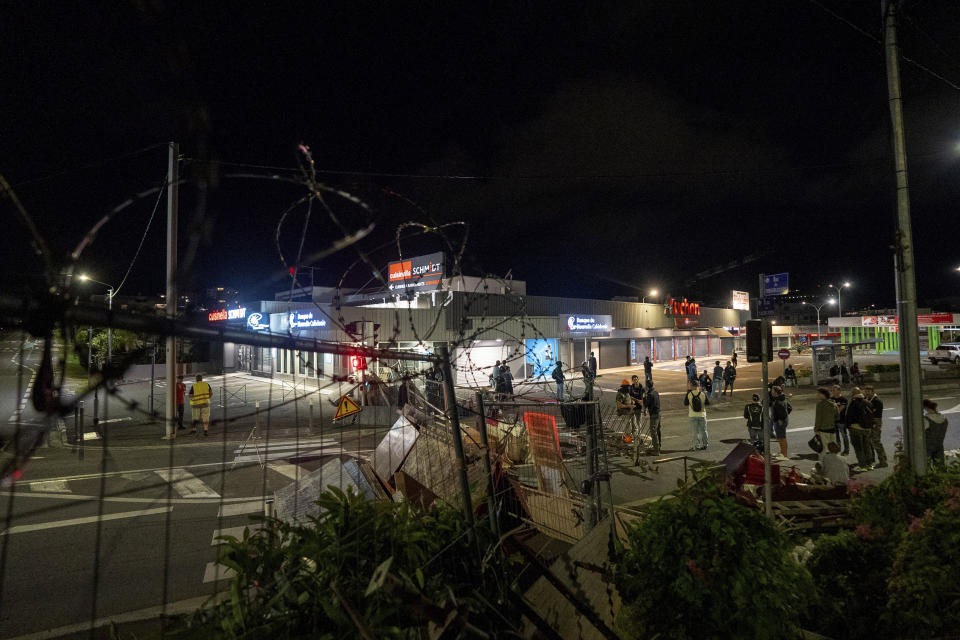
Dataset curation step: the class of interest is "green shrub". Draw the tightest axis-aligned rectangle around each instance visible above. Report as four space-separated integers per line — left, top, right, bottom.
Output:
805 531 892 640
851 461 960 541
614 483 811 639
171 488 519 639
886 487 960 638
796 368 812 378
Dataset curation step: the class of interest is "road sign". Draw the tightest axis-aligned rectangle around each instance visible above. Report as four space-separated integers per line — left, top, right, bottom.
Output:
333 395 362 420
778 349 790 360
762 272 789 297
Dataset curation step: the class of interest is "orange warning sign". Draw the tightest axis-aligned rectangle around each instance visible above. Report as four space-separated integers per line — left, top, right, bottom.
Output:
333 395 362 420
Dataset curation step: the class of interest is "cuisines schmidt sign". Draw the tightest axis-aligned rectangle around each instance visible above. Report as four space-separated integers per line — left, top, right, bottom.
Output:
387 252 444 292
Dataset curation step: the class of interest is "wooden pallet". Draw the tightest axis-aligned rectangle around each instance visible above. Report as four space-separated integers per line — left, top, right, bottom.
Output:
770 499 853 530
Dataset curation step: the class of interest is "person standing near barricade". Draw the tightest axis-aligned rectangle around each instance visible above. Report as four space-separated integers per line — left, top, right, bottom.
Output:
642 380 661 460
846 387 875 472
743 393 764 449
643 356 653 385
814 387 839 460
552 360 565 402
175 375 186 431
588 351 598 379
581 360 595 400
188 373 213 436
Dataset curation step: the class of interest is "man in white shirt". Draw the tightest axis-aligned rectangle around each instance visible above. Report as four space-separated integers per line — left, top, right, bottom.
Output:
683 380 710 451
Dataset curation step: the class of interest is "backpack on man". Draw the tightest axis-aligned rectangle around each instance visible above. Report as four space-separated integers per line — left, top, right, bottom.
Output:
689 391 703 412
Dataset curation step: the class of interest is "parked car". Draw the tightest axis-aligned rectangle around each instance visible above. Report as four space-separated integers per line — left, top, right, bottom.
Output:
929 343 960 365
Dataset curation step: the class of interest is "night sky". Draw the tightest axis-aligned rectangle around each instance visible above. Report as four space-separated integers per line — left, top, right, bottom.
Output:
3 1 960 310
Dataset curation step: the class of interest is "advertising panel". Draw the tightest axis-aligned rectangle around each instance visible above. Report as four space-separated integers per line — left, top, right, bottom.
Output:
558 314 613 337
525 338 559 377
918 313 956 325
387 252 444 293
762 272 789 296
861 315 897 327
732 290 750 311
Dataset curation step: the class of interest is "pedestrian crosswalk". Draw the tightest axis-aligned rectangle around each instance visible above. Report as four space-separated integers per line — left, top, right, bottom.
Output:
230 437 345 464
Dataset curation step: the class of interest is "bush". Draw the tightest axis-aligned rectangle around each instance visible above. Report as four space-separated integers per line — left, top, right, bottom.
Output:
796 368 812 378
804 531 892 640
615 483 811 639
171 488 519 639
886 493 960 638
865 364 900 374
805 462 960 639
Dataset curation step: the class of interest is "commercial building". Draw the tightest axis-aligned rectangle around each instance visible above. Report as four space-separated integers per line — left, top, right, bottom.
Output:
208 267 750 385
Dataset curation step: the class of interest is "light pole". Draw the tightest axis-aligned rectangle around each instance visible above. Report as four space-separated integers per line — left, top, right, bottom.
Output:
803 299 835 337
80 274 114 422
642 289 658 303
827 282 851 316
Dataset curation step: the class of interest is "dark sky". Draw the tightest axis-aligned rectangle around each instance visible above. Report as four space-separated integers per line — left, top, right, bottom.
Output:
3 1 960 310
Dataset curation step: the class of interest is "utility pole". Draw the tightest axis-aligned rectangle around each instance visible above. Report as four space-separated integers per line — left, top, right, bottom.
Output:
105 285 112 422
164 142 179 439
883 0 926 473
760 319 772 519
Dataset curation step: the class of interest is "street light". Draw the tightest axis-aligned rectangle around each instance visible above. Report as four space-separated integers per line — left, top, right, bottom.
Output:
803 298 836 337
643 289 658 303
80 274 115 422
827 282 851 316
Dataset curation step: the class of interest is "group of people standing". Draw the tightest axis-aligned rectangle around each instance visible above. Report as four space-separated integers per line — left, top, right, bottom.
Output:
686 356 738 398
615 374 662 461
489 360 514 398
812 384 887 473
550 351 598 402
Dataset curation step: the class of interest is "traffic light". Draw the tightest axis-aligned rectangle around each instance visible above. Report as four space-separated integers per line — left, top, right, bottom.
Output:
746 319 773 363
350 355 367 370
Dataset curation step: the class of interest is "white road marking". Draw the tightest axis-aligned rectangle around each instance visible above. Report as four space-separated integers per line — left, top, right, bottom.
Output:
100 416 134 424
218 500 264 518
267 462 305 480
30 480 69 493
1 506 172 535
155 469 220 498
233 447 348 464
786 426 815 433
928 396 957 401
211 524 262 545
202 561 236 583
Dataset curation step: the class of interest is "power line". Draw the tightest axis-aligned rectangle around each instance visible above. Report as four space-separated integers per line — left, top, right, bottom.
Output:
9 143 168 188
113 176 167 297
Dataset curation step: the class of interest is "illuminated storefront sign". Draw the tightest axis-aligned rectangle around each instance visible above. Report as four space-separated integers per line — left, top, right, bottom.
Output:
665 298 700 316
558 314 613 337
289 311 327 329
387 252 444 292
732 290 750 311
861 315 897 327
208 307 246 322
246 312 269 331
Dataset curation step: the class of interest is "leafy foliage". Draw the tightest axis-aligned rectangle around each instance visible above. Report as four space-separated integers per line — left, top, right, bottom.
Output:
803 531 891 640
805 461 960 640
170 487 520 639
614 483 811 639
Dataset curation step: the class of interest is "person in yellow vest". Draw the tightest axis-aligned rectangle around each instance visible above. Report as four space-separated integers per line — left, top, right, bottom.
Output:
188 373 212 436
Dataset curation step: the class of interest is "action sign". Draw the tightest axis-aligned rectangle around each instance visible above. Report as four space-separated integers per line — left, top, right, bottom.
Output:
778 349 791 360
333 395 362 420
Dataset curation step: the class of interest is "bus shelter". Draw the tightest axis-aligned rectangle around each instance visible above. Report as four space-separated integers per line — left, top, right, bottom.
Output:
810 339 881 386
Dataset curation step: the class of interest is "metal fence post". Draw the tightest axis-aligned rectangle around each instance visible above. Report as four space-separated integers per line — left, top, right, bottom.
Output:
475 391 500 538
78 401 85 461
437 344 474 533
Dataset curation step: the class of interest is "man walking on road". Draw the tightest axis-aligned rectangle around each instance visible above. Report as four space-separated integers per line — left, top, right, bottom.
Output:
188 373 213 436
175 375 186 431
712 361 723 398
864 385 887 468
643 356 653 385
684 380 710 451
